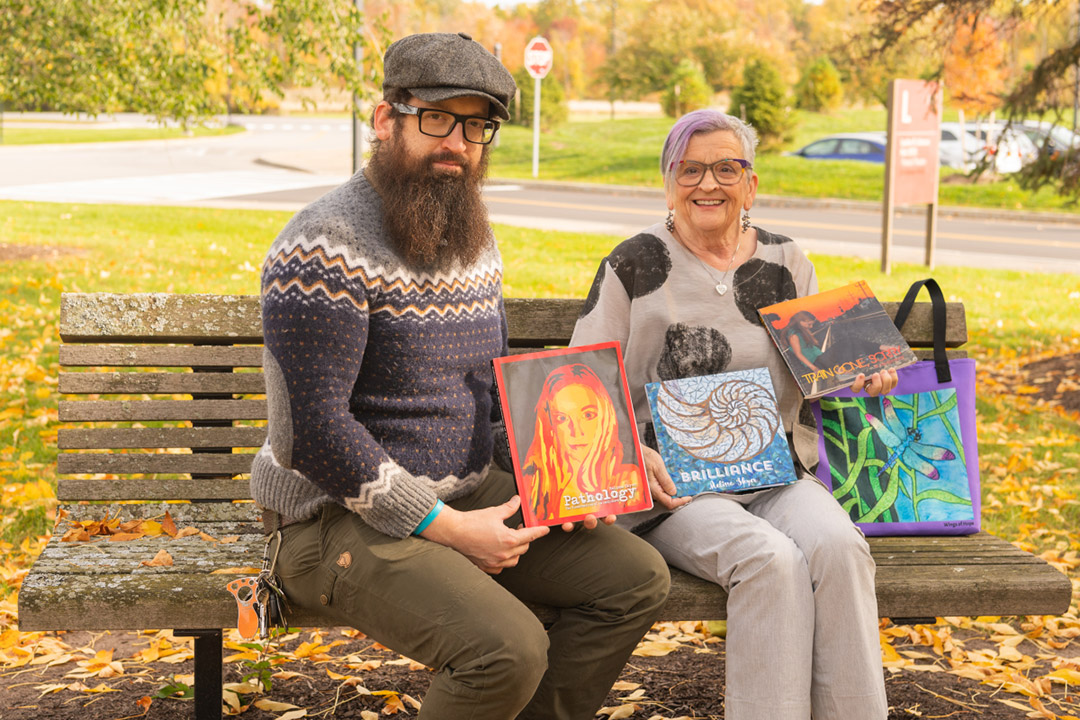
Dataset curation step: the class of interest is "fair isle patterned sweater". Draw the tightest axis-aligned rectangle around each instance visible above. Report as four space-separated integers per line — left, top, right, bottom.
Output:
250 172 508 538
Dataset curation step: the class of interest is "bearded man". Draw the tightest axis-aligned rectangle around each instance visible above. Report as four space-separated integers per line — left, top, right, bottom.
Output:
251 32 670 719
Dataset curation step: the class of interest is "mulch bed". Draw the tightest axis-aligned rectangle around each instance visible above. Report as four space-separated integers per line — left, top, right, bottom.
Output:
1018 352 1080 414
2 625 1075 719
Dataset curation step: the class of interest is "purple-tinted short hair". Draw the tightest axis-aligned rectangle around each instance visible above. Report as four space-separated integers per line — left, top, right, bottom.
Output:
660 110 759 193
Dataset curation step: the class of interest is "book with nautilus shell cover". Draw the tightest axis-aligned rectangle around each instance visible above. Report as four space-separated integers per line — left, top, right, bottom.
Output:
492 342 652 527
644 368 798 496
758 281 917 399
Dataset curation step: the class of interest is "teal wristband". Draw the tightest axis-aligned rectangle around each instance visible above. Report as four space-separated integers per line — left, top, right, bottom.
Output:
413 499 444 535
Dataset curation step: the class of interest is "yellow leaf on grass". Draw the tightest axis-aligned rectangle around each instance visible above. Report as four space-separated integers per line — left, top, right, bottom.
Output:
141 549 173 567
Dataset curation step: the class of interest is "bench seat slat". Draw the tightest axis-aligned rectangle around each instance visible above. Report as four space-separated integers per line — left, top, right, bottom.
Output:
19 527 1070 632
59 345 264 368
57 502 263 524
60 372 266 395
57 478 252 502
58 453 255 475
59 399 268 422
59 427 267 450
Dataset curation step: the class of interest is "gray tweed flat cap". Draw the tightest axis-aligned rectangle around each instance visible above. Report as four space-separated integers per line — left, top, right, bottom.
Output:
383 32 516 121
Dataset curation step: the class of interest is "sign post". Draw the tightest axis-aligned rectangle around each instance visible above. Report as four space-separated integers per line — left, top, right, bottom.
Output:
524 36 553 179
882 79 943 273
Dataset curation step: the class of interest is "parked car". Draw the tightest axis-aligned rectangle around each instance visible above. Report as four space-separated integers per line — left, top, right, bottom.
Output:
938 121 1038 174
787 132 887 163
938 123 982 169
1018 120 1080 159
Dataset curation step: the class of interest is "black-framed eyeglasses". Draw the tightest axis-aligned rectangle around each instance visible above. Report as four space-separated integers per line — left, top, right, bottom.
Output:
392 102 499 145
672 158 752 187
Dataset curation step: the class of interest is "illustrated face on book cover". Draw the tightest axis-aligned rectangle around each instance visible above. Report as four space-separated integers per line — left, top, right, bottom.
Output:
492 342 653 527
526 363 640 520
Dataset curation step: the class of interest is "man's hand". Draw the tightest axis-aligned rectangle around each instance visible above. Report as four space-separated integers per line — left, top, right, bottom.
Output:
560 514 617 533
850 368 899 397
420 496 549 574
642 446 691 511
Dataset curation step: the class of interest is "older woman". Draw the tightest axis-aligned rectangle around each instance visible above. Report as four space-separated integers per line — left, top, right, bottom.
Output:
570 109 893 720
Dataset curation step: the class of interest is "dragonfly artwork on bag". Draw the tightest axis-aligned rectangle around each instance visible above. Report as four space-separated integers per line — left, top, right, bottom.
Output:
816 389 974 526
866 397 955 480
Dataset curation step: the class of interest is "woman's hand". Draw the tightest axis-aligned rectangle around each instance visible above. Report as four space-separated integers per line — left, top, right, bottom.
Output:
850 368 899 397
642 446 691 510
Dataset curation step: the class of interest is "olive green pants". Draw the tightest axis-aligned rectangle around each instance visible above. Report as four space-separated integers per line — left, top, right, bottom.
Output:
271 468 670 720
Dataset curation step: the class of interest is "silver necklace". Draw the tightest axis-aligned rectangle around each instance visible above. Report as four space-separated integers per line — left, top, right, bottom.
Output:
690 236 743 296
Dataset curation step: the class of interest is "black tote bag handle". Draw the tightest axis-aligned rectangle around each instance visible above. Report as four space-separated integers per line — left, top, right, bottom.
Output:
893 278 951 384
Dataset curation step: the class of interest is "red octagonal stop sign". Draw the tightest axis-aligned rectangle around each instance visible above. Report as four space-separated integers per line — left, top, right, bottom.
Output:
524 36 553 79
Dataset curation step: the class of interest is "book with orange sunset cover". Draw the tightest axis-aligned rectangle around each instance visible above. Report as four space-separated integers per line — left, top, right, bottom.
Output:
758 281 917 399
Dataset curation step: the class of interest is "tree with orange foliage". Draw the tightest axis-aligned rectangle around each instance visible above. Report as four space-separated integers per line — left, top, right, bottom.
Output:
944 14 1009 115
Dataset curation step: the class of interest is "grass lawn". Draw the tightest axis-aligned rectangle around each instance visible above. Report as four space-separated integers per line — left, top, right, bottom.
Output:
0 125 243 145
1 199 1078 556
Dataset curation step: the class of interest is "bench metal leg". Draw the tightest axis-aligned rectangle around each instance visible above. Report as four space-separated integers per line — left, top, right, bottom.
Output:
176 629 222 720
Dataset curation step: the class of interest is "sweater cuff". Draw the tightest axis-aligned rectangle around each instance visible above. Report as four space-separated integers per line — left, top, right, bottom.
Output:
343 460 440 538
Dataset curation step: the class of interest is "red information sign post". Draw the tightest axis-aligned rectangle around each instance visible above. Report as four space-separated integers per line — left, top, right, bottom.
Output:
881 79 944 273
524 36 553 178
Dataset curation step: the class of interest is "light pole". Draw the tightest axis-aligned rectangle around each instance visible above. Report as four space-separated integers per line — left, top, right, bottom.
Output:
352 0 365 175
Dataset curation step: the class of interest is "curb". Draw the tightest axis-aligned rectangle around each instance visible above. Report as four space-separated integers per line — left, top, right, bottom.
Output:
484 178 1080 227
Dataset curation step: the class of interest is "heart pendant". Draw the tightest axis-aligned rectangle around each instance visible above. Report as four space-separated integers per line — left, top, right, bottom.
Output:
715 283 728 296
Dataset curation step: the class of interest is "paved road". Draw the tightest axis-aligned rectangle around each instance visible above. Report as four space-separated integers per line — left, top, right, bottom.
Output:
2 114 1078 273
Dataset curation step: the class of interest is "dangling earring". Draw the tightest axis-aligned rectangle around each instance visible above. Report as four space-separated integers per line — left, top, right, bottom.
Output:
665 210 675 233
741 211 751 233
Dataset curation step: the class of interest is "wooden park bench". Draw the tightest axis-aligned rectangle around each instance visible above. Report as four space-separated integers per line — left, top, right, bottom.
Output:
19 292 1073 720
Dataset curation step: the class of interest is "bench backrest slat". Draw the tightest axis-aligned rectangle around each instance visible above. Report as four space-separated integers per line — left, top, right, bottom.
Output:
59 372 266 395
55 292 969 504
59 399 268 423
58 427 266 450
56 478 251 503
60 293 263 344
59 345 264 367
58 454 255 476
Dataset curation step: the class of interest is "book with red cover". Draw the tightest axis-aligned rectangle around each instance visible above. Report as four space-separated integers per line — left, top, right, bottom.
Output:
492 342 653 527
758 281 918 399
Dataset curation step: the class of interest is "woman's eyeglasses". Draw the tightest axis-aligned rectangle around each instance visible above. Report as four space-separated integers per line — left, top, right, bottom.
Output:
392 102 499 145
672 159 752 187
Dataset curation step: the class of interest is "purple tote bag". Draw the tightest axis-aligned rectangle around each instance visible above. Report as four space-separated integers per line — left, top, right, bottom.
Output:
812 279 980 536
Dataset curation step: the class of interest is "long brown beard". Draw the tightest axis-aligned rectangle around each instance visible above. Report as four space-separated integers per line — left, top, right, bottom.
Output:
366 126 492 270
